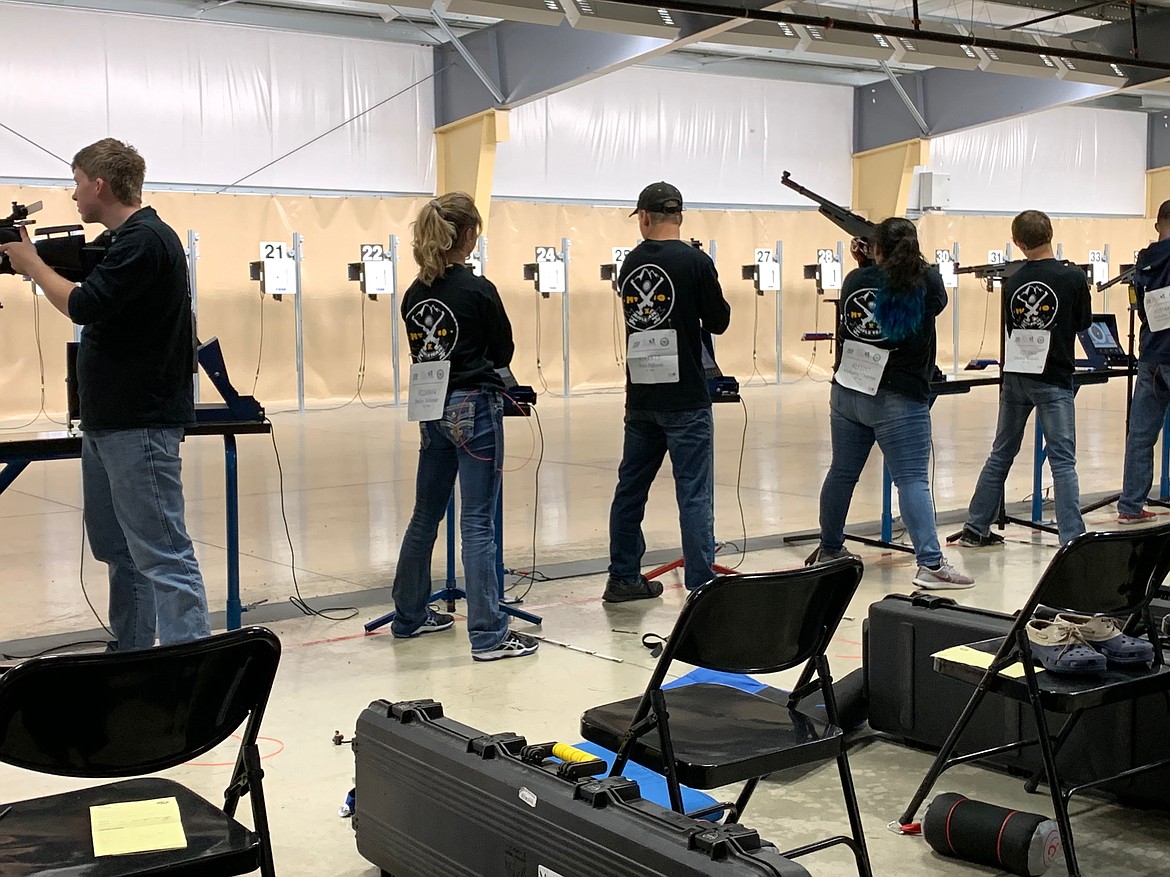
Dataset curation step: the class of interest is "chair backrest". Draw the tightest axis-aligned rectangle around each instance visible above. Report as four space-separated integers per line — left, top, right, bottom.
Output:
659 559 864 677
0 626 281 778
1027 525 1170 619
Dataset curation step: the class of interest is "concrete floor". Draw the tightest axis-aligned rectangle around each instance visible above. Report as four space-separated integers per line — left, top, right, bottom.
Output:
1 380 1168 876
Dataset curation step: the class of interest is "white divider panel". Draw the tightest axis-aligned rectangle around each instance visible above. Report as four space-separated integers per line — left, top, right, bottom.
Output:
495 66 853 207
930 106 1146 216
0 4 435 193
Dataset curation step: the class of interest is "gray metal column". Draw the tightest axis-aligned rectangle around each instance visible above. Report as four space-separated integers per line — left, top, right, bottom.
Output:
292 232 305 413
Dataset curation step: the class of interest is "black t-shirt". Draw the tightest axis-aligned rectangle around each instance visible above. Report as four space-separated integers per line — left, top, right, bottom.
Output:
401 264 513 394
1001 259 1092 388
68 207 194 431
619 239 731 411
833 264 947 403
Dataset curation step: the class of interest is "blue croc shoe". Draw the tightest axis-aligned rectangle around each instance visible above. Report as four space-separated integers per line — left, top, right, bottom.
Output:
1025 620 1108 675
1057 613 1155 666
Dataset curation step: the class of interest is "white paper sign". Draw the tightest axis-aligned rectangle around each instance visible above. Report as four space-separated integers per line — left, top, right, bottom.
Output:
261 259 294 296
1144 286 1170 333
612 247 632 265
819 261 842 291
835 340 888 396
362 260 391 296
259 241 290 261
407 360 450 422
537 261 566 294
757 262 781 292
466 254 483 276
935 249 958 289
627 329 679 384
988 249 1006 265
1004 329 1052 374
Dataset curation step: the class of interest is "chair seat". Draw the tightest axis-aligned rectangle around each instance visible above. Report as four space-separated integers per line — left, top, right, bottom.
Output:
935 637 1170 712
580 683 844 790
0 776 261 877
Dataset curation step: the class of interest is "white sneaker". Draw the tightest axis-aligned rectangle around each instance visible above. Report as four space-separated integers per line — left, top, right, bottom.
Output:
472 631 540 662
913 558 975 590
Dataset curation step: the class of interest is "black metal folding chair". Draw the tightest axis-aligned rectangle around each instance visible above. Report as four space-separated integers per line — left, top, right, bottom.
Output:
580 558 872 877
0 626 282 877
900 525 1170 877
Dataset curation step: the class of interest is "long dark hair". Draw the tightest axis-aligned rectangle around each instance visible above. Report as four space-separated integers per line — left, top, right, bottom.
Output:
875 217 926 294
873 217 926 342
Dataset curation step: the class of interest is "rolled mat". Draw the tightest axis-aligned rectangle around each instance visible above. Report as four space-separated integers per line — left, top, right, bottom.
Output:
922 793 1061 877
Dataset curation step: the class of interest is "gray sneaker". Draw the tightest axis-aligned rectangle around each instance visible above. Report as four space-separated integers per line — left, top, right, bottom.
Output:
472 631 540 662
913 559 975 590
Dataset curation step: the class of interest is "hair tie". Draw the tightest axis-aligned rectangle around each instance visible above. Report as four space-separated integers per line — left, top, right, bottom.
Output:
429 198 444 215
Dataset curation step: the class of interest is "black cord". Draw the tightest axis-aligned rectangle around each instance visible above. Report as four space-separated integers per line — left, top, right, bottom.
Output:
973 282 994 362
1 639 111 661
745 295 769 387
1 291 65 430
313 292 376 412
723 398 751 570
534 293 551 395
505 404 546 601
251 289 265 397
268 424 358 621
79 520 115 638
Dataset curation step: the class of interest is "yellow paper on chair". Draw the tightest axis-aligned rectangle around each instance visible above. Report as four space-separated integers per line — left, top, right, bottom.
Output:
90 797 187 857
932 645 1034 679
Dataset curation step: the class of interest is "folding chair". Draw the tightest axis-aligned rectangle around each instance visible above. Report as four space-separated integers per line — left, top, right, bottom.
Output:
0 626 282 877
900 525 1170 877
580 558 872 877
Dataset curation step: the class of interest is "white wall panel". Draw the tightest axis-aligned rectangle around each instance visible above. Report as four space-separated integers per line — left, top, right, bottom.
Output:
930 107 1146 216
0 5 435 193
495 67 854 207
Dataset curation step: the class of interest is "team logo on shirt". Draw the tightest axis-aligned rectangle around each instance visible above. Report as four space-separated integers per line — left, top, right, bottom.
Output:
406 299 459 361
621 264 675 331
1010 281 1059 330
842 287 885 342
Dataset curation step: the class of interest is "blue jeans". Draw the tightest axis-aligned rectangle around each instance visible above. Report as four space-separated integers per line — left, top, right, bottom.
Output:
819 384 942 568
1120 362 1170 515
392 389 509 652
966 375 1085 545
609 407 715 592
82 428 212 651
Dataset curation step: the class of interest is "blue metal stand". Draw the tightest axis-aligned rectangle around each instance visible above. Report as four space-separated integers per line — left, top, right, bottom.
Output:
364 485 542 633
224 434 242 631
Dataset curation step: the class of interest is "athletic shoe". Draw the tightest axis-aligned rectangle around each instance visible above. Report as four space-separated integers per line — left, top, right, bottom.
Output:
1025 619 1107 675
1056 612 1154 666
602 574 663 604
472 631 540 662
391 609 455 639
1118 509 1158 525
949 525 1005 548
805 547 860 566
913 559 975 590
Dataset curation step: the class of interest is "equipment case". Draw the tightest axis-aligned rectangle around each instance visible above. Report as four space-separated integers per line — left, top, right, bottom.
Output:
354 699 811 877
864 593 1170 808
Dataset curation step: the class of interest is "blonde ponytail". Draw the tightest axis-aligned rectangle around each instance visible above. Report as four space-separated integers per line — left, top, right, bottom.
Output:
412 192 482 285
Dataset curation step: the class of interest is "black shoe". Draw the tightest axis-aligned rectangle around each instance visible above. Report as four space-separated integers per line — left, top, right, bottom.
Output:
602 574 664 603
949 525 1004 548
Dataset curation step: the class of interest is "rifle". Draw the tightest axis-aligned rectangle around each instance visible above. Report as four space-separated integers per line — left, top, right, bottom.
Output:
781 171 876 243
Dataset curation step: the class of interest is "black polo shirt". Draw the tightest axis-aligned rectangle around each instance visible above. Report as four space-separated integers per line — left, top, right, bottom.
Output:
68 207 194 430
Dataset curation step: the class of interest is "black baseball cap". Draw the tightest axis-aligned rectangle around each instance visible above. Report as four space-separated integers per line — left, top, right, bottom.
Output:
630 181 684 216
